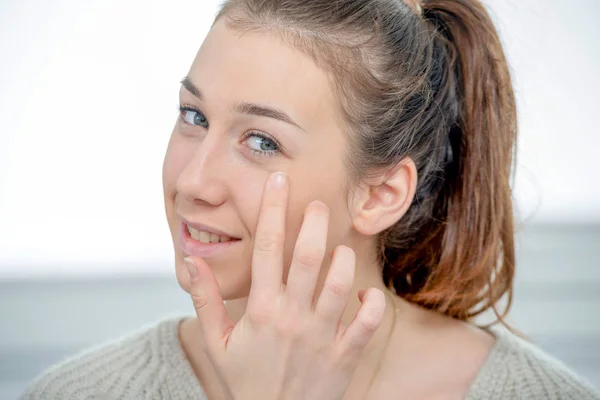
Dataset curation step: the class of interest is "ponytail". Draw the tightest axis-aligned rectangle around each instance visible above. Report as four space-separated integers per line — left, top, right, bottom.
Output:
385 0 517 322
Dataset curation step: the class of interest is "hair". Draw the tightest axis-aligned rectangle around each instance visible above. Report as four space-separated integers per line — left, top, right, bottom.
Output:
214 0 517 325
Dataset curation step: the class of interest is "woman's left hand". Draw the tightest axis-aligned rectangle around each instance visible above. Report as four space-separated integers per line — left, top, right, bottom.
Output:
183 172 386 400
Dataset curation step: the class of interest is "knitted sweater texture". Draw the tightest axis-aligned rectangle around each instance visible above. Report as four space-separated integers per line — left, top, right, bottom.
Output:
19 315 600 400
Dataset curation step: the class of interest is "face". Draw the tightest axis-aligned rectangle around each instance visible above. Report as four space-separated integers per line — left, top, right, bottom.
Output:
162 19 356 298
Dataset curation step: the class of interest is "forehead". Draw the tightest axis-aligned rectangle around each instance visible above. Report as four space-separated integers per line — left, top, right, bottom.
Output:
186 19 341 131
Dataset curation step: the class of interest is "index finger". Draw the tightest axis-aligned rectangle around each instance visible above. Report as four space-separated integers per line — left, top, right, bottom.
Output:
249 171 289 306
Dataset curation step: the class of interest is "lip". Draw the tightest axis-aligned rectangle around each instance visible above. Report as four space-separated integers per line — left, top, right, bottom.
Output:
180 217 238 239
179 221 241 258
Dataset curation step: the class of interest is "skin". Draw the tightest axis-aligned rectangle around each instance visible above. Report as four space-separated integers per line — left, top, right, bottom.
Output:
162 19 496 399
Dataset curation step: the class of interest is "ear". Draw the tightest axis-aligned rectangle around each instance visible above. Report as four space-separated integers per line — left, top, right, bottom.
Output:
350 157 418 236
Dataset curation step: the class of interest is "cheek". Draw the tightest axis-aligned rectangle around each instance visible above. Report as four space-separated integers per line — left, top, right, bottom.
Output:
229 170 308 284
162 135 190 193
279 173 352 280
232 169 270 235
162 134 195 252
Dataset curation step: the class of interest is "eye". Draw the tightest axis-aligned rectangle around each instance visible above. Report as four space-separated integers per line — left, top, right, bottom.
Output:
242 132 281 156
178 105 209 128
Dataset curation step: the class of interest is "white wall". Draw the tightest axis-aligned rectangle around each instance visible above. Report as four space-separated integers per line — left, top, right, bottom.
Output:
1 0 599 278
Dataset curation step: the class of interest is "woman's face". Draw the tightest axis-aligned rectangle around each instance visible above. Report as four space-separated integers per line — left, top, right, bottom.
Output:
162 19 357 298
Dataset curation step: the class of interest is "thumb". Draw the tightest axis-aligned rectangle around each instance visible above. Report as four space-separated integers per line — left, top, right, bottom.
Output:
185 256 234 352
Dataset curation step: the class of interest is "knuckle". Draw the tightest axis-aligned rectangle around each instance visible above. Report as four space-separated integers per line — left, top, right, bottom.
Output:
190 293 210 311
345 333 368 353
255 232 284 253
274 308 310 339
267 199 286 209
295 247 324 269
247 306 273 326
358 315 381 335
275 317 298 338
331 344 360 372
327 279 352 297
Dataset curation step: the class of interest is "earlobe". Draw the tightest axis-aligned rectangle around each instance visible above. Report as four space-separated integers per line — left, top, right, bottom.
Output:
351 158 418 236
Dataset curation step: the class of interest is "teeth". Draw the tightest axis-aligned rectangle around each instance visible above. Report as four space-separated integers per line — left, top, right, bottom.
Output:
187 225 233 244
198 231 211 243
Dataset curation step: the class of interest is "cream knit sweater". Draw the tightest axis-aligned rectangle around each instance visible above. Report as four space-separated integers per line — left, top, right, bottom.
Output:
19 315 600 400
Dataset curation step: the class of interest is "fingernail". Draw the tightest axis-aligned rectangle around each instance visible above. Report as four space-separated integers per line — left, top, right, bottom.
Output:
268 172 286 189
184 257 197 279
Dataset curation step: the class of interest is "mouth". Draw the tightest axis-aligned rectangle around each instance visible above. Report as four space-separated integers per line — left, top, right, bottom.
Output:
179 222 241 258
186 224 235 243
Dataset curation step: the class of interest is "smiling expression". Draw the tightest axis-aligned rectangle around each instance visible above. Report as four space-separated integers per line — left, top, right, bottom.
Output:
162 19 361 299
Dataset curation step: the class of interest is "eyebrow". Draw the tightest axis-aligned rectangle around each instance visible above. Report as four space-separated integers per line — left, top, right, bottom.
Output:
180 76 203 100
180 76 305 132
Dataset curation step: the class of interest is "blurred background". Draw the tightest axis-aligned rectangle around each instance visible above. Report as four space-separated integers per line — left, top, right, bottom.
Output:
1 0 599 398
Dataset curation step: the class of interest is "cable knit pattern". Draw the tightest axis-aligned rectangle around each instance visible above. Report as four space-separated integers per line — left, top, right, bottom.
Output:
20 315 599 400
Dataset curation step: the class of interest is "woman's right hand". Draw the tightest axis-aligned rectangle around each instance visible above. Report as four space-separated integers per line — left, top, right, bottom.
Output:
184 171 387 400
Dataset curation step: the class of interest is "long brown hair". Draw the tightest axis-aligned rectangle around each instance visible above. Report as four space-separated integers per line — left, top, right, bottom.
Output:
215 0 517 325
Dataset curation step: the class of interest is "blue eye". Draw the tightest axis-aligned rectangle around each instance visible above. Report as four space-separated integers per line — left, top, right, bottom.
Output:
178 105 208 128
243 132 280 156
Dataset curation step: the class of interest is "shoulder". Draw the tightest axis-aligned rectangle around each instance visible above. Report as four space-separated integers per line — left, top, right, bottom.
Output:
19 315 206 400
466 329 600 400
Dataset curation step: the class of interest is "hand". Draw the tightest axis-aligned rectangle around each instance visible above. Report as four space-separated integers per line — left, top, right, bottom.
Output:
184 171 387 400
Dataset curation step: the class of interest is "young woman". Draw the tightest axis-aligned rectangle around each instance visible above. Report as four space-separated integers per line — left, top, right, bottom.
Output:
21 0 600 399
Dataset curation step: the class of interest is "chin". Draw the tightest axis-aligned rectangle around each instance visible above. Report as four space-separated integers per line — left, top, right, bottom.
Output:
174 256 252 301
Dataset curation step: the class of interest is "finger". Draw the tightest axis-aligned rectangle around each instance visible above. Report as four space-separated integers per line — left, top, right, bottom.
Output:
314 245 355 336
185 256 234 352
285 201 329 310
249 172 289 307
338 287 385 356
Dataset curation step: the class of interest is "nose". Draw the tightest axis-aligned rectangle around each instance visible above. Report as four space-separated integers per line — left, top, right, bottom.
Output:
176 129 229 207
